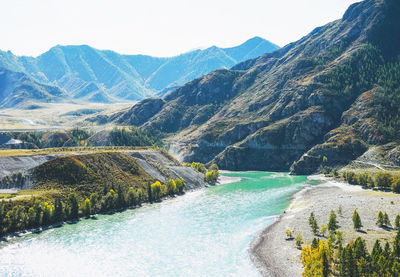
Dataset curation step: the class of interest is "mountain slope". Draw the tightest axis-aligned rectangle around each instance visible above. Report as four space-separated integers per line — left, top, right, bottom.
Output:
0 37 279 104
109 0 400 174
0 67 69 108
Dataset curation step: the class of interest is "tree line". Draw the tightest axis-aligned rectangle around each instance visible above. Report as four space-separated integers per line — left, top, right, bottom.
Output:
342 171 400 193
0 178 185 237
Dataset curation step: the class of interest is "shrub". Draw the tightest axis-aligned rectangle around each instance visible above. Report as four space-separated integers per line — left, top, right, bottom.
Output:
167 179 177 196
295 233 304 249
175 178 185 194
285 227 293 239
151 181 162 200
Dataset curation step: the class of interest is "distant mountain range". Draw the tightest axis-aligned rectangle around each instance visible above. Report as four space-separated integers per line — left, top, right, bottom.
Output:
100 0 400 174
0 37 279 108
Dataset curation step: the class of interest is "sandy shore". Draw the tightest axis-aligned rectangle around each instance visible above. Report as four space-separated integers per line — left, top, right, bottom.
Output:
250 176 400 277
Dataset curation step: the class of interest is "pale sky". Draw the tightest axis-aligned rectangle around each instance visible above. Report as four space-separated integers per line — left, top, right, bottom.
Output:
1 0 360 57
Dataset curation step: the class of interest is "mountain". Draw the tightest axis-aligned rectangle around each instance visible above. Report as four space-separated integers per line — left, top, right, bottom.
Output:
0 67 68 108
0 37 279 105
104 0 400 174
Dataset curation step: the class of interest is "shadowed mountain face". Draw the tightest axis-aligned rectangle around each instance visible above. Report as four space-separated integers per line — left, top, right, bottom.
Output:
109 0 400 174
0 37 279 106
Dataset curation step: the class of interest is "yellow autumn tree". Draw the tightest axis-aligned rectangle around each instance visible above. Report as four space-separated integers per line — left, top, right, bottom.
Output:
301 240 332 277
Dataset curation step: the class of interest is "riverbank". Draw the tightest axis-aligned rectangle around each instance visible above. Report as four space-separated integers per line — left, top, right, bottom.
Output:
250 176 400 277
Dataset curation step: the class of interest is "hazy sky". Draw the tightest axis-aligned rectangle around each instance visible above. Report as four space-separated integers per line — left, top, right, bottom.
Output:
1 0 360 57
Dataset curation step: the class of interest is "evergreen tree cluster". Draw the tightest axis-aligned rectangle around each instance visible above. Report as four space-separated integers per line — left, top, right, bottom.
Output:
319 42 400 142
108 126 163 148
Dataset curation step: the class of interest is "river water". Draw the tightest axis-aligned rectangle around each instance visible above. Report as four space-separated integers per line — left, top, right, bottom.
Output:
0 172 310 277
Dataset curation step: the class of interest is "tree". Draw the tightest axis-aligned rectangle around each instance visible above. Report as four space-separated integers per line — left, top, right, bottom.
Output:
42 202 52 225
90 193 99 214
394 230 400 257
353 209 363 231
68 193 79 219
383 212 391 227
328 210 338 232
320 224 328 237
147 182 152 203
392 177 400 193
126 187 137 207
167 179 176 196
175 178 185 194
285 227 293 239
137 188 143 205
395 215 400 230
377 211 384 227
311 238 320 249
83 198 91 217
53 198 64 222
309 212 316 226
116 185 126 209
336 230 344 247
295 233 304 249
322 250 329 277
375 172 392 189
151 181 162 200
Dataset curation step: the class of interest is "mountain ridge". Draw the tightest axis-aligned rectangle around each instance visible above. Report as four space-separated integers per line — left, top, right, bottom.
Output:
0 37 279 107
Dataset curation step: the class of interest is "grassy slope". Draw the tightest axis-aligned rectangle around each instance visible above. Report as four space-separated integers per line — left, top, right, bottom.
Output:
32 152 156 198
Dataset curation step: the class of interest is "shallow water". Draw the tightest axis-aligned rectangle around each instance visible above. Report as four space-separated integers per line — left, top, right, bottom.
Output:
0 172 309 277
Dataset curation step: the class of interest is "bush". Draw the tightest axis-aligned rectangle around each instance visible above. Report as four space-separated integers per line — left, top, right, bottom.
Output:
151 181 162 200
167 179 177 196
175 178 185 194
205 170 219 183
295 233 304 249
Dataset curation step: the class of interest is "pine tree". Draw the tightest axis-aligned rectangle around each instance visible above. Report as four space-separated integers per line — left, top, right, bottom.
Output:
309 212 316 226
311 237 319 249
68 193 79 219
395 215 400 230
377 211 384 227
383 212 391 227
328 210 339 232
116 185 125 209
322 250 329 277
393 230 400 258
53 198 64 222
308 212 319 235
353 209 363 231
90 193 98 214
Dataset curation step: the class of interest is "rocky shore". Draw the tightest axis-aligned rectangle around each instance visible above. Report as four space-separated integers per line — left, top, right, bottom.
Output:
250 176 400 277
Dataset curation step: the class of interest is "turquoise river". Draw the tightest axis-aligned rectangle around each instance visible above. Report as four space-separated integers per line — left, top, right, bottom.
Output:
0 172 313 277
